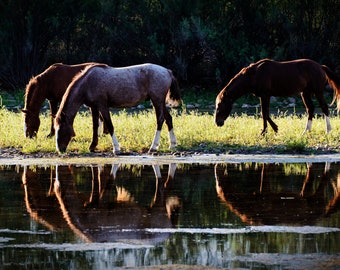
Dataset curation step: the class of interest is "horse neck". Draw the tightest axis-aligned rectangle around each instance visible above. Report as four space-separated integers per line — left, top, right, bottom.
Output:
25 81 46 114
225 77 251 102
59 86 84 124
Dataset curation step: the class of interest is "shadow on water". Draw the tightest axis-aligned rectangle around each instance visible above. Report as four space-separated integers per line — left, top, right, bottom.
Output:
0 162 339 269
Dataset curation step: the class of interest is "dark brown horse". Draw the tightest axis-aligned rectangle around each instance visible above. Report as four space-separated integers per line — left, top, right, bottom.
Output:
54 63 181 154
22 62 106 138
215 59 340 135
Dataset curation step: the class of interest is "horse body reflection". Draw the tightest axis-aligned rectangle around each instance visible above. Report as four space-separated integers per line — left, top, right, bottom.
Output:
215 163 340 225
21 162 339 236
22 164 180 244
22 166 67 231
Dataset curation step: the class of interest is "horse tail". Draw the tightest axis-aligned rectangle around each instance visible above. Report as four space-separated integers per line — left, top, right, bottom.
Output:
322 65 340 111
166 70 182 107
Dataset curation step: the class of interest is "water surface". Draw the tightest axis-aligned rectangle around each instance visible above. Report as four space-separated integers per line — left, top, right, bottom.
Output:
0 161 339 269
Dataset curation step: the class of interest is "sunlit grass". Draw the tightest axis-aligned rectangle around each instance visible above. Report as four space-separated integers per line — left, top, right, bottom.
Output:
1 108 340 154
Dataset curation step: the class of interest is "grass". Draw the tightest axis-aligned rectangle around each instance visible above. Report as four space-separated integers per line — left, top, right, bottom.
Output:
1 107 340 155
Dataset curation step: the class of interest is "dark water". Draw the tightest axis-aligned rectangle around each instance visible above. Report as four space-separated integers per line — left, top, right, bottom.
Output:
0 162 339 269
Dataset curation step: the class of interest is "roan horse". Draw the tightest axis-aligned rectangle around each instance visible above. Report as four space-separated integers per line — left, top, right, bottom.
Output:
22 62 106 138
54 63 181 153
215 59 340 135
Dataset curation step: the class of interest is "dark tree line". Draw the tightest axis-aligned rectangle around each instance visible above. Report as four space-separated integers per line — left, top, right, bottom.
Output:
0 0 339 91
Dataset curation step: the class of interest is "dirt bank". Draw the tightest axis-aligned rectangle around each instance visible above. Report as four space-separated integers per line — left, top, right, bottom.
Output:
1 147 340 166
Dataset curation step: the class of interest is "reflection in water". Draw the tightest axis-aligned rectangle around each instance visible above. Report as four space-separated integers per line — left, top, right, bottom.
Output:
215 162 340 225
0 162 339 269
22 164 180 244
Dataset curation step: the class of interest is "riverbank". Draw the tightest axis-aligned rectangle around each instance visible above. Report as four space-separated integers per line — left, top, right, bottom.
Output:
1 150 340 166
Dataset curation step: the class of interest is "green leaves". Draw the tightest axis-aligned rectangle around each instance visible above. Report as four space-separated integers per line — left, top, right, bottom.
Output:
1 0 338 92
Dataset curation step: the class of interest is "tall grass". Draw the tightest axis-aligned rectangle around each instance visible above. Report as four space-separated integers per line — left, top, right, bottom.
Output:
1 108 339 154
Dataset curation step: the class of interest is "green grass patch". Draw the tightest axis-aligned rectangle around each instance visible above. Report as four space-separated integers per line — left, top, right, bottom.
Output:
1 108 340 154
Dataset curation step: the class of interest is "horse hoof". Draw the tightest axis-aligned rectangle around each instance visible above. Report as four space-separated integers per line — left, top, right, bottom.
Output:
89 144 97 152
148 148 158 154
169 143 177 149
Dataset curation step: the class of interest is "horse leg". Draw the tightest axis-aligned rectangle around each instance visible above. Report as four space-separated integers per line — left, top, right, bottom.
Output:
315 93 331 134
301 91 315 134
149 104 165 152
163 105 177 149
47 100 58 138
99 114 110 134
89 107 99 152
260 97 278 135
98 107 120 154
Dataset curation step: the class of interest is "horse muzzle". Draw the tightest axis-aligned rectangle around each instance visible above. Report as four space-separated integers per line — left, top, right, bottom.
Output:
215 119 225 127
25 131 37 138
56 140 67 153
56 146 66 153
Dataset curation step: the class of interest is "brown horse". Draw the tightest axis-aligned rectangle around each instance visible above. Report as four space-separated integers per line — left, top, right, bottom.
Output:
22 62 106 138
54 63 181 154
215 59 340 135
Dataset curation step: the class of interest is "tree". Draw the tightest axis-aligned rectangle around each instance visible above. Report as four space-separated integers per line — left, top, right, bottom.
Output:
0 0 338 91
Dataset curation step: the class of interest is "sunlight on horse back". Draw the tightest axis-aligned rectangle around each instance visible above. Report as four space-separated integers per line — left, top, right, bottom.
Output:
215 58 340 135
54 63 181 154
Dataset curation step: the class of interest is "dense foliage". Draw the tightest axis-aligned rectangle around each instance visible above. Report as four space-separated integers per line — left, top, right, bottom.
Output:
0 0 339 90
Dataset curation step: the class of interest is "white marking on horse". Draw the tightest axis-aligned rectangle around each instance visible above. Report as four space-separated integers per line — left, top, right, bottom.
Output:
54 165 60 190
150 130 161 152
303 116 332 135
55 124 60 152
302 119 312 135
168 129 177 149
98 118 104 136
110 164 120 179
168 163 177 179
152 165 162 178
111 134 120 154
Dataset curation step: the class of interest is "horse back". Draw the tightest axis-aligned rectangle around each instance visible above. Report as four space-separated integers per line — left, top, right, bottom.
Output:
76 63 173 108
42 63 101 100
254 59 324 96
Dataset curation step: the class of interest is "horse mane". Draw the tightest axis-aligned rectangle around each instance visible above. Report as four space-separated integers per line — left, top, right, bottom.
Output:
221 59 273 101
61 64 107 102
24 64 65 110
55 68 89 124
230 59 273 82
24 76 40 110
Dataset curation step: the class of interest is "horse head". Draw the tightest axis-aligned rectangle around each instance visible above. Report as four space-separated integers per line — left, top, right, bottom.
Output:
215 65 255 127
215 90 233 127
54 113 75 153
22 77 42 138
22 109 40 138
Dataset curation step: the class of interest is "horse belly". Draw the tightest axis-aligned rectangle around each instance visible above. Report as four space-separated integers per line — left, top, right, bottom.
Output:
263 73 307 97
108 87 148 108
